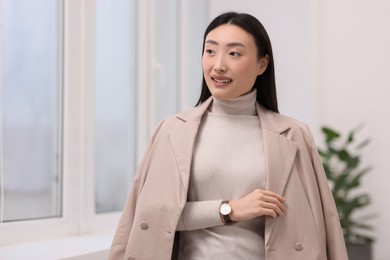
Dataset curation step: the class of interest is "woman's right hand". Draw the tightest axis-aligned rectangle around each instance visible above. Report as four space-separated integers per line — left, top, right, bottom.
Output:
229 189 285 222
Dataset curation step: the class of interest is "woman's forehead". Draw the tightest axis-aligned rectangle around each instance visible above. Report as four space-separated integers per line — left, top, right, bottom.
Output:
205 24 255 47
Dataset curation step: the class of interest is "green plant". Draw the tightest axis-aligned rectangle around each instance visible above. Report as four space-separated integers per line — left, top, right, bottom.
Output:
318 125 374 244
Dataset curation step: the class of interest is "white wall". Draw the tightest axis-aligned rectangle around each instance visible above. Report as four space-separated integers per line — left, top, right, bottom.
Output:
318 1 390 260
208 1 389 259
209 0 317 126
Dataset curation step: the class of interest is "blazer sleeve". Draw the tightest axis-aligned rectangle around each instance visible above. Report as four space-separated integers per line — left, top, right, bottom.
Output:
305 125 349 260
108 120 166 260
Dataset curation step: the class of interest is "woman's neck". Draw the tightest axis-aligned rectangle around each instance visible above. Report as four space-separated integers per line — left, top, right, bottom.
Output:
210 89 257 116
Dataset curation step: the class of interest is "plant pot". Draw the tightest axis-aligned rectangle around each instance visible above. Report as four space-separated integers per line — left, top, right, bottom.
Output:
346 243 372 260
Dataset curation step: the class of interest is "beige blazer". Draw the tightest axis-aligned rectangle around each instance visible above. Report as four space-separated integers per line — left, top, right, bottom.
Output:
109 97 348 260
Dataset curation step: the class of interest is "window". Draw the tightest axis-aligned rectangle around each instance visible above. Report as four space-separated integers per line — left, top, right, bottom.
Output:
0 0 207 255
1 0 62 222
150 0 179 125
94 0 136 213
0 0 139 244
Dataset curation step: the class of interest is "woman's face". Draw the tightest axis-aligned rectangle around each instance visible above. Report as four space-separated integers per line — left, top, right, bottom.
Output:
202 24 269 100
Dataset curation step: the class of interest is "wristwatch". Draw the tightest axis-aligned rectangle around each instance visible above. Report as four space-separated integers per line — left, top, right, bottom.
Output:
219 200 233 224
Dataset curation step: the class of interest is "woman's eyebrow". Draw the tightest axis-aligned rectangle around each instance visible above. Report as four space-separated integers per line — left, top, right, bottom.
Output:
205 40 246 48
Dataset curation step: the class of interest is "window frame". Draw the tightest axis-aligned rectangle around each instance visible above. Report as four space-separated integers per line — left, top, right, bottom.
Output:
0 0 79 245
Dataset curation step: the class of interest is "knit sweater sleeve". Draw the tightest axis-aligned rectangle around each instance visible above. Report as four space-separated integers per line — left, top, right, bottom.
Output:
176 200 225 231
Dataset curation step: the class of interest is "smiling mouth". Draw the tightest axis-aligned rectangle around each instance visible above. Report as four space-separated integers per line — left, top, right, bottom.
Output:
212 77 233 84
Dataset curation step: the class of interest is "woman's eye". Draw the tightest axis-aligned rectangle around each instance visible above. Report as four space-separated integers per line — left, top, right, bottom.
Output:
229 52 241 57
205 49 215 55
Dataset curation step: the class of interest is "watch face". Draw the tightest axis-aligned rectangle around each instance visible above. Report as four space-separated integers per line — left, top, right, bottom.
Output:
220 203 232 215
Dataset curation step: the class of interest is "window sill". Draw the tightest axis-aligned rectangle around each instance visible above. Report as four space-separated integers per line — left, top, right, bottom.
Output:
0 231 114 259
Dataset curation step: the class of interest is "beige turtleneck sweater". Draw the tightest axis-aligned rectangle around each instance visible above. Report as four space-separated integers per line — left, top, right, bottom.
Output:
177 90 266 260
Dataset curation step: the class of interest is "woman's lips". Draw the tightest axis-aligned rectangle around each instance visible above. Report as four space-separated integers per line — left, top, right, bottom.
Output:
211 76 232 86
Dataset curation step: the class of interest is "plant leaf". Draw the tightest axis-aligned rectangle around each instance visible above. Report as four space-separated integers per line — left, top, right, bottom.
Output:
322 127 340 143
356 138 370 149
345 167 372 190
346 130 355 144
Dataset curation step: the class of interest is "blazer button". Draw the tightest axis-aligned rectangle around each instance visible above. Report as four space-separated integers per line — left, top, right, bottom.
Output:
127 255 135 260
140 221 149 230
294 242 303 251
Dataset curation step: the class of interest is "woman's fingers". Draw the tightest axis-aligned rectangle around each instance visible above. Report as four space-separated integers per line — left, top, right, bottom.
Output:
254 189 285 214
261 193 286 212
262 190 285 202
259 201 284 217
260 208 277 218
230 189 286 222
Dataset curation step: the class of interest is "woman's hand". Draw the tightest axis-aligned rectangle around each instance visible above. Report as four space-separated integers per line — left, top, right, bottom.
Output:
229 189 285 222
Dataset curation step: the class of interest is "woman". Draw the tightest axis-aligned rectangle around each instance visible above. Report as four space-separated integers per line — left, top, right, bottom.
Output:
109 12 348 260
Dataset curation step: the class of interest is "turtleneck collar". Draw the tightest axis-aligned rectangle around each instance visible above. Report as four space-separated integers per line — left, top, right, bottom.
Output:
209 89 258 116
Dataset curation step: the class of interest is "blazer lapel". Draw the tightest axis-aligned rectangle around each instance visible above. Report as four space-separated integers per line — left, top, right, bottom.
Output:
168 98 213 195
256 104 298 248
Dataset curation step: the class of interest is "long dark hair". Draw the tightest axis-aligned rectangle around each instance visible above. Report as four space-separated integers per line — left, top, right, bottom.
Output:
196 12 278 113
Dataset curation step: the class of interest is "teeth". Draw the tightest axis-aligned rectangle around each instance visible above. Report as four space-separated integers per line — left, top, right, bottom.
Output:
214 78 231 83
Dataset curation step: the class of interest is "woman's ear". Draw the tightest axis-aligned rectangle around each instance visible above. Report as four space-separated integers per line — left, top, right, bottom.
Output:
258 54 270 76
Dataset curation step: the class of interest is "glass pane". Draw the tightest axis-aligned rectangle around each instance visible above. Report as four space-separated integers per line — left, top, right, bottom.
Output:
151 0 179 125
1 0 62 221
94 0 135 213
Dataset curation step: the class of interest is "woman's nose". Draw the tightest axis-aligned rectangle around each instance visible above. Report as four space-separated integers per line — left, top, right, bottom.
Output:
214 56 227 73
